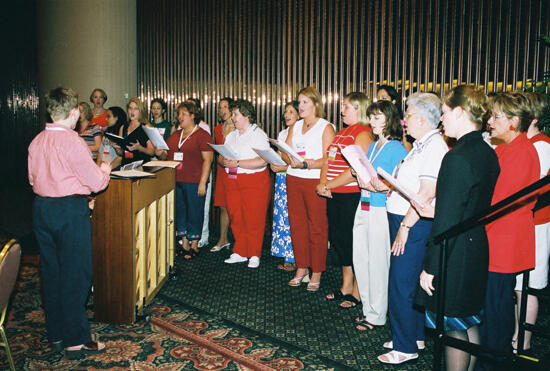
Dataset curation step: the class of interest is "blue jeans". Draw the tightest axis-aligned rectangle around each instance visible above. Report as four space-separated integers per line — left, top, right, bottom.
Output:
387 212 432 353
175 182 206 241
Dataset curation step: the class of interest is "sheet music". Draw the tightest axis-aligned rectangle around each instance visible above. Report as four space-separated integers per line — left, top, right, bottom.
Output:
143 125 169 150
208 144 239 160
143 160 181 168
268 139 303 162
341 145 378 184
377 167 425 207
121 160 143 170
111 169 155 179
252 147 286 165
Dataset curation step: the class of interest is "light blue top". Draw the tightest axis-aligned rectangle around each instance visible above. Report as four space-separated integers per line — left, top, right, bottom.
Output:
367 140 408 207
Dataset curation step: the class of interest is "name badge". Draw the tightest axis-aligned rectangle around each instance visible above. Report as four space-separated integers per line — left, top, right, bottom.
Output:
174 152 183 161
228 168 238 179
360 189 370 211
296 143 306 159
328 146 337 161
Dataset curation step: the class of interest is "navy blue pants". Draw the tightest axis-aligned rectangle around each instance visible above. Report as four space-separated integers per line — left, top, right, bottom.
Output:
175 182 206 241
33 196 92 347
475 272 516 371
387 212 432 353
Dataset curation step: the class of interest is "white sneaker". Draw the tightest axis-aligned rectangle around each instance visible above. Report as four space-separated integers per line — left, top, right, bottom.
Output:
224 253 247 264
248 256 260 268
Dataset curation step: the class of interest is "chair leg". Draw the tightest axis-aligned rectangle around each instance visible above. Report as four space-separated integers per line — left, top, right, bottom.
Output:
0 325 15 371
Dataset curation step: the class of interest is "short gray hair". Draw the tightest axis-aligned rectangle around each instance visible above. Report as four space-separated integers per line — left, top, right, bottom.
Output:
45 87 78 121
406 92 441 129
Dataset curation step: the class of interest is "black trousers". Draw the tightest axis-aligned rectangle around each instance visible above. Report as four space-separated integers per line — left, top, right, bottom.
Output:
326 192 360 267
475 271 516 370
33 195 93 347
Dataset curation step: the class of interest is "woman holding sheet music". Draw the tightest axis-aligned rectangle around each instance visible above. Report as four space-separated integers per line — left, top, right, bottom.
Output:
270 101 299 271
315 92 372 306
117 97 156 166
376 93 448 365
352 100 407 330
220 99 271 269
285 86 335 291
163 101 213 259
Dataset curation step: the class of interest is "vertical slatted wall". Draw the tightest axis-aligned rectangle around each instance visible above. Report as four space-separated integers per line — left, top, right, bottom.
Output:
137 0 550 136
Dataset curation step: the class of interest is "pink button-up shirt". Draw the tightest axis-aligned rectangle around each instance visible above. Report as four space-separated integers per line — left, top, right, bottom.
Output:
28 123 110 197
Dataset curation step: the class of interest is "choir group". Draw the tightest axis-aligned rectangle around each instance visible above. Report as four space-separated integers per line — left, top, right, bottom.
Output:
29 84 550 369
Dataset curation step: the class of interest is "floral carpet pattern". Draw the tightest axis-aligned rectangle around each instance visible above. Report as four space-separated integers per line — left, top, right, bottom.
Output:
0 264 328 370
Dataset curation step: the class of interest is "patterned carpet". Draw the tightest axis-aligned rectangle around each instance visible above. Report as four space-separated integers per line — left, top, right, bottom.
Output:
2 240 550 370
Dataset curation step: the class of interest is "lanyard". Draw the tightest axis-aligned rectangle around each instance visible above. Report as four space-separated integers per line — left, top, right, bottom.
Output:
178 125 197 149
368 140 388 164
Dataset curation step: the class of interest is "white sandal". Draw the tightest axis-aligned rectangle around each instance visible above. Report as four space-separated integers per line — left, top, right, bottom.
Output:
210 243 230 252
383 340 425 350
378 350 418 364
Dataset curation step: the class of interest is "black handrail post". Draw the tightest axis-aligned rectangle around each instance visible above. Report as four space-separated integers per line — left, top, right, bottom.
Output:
517 270 530 355
432 238 448 371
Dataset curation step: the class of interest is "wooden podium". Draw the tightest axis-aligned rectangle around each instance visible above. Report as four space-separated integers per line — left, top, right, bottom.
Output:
91 168 175 324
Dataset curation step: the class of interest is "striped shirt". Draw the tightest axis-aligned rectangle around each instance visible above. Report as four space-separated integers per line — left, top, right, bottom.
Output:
79 123 101 160
326 123 371 193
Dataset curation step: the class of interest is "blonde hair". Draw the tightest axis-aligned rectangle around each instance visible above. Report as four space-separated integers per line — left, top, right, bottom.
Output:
298 86 325 118
78 102 93 121
127 97 148 123
488 92 533 133
345 92 371 125
443 85 487 129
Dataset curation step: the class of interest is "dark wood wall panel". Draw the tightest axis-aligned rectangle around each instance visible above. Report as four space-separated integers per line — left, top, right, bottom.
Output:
137 0 549 136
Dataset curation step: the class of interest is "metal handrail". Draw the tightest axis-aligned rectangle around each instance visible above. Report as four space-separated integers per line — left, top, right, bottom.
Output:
432 175 550 370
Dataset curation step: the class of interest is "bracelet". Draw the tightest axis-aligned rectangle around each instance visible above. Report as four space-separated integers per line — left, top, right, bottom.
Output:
400 222 411 229
302 161 308 169
323 183 329 192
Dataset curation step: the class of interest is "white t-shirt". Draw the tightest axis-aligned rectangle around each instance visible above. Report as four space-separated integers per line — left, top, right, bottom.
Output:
286 118 330 179
386 129 448 215
533 140 550 178
277 127 289 142
224 124 269 174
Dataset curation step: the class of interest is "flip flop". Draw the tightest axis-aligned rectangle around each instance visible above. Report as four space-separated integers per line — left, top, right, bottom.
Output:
378 350 418 364
325 290 345 301
339 294 360 309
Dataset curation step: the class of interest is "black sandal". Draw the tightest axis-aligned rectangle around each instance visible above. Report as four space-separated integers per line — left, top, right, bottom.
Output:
339 294 360 309
326 290 345 301
182 249 196 260
355 318 380 331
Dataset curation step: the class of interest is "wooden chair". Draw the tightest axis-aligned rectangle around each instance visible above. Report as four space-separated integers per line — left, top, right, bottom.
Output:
0 239 21 371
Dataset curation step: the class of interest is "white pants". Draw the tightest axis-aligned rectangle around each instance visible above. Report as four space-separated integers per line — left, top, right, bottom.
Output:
515 221 550 290
353 205 391 325
199 176 212 246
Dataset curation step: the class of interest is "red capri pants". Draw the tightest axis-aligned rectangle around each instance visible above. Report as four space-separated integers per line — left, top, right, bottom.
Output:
286 175 328 272
224 169 271 258
213 165 228 207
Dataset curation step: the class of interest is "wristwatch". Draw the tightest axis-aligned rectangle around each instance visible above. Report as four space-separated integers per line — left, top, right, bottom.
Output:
400 222 411 229
302 161 308 169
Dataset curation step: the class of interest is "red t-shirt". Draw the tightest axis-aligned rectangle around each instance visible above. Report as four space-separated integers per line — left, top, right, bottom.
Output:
486 133 540 273
530 133 550 225
166 127 213 184
326 123 371 193
90 110 109 128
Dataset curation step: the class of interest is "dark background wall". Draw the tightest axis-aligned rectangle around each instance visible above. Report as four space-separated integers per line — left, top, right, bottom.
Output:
137 0 550 137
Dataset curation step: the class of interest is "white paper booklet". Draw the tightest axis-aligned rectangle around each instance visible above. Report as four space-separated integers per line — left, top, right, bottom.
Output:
208 143 239 160
252 147 287 165
268 139 303 162
143 125 169 150
377 167 425 207
111 169 155 179
341 145 377 184
143 160 181 168
121 160 143 170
